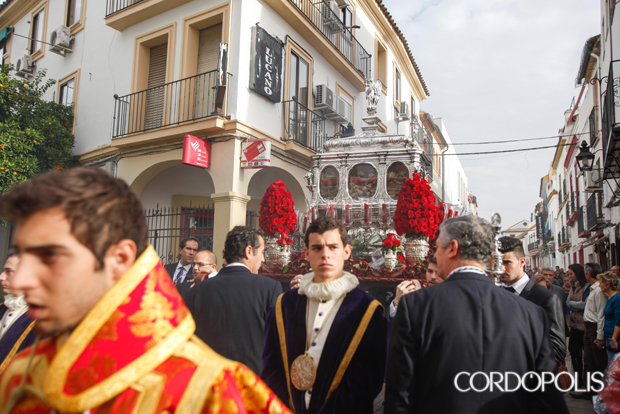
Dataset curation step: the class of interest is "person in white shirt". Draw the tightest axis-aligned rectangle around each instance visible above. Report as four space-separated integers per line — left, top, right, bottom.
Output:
164 237 199 288
177 250 219 300
572 262 608 399
0 249 36 375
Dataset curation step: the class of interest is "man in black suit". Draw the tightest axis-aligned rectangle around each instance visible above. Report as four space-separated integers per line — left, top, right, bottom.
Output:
499 237 567 363
164 237 199 292
184 226 281 375
177 249 218 299
385 216 568 414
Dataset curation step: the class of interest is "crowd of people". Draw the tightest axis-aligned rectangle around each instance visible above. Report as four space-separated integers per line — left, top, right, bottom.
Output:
0 167 617 413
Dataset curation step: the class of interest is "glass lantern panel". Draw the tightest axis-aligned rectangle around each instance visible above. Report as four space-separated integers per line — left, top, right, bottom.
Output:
348 164 378 199
320 166 340 199
386 162 409 199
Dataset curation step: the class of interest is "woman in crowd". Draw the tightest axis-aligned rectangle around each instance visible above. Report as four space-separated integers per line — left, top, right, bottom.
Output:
599 271 620 364
534 274 551 290
567 263 588 388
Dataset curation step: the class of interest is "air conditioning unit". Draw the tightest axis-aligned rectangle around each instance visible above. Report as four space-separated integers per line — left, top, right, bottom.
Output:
315 84 335 113
326 95 351 124
322 1 343 32
585 169 603 192
398 100 409 120
15 55 34 77
49 25 74 56
334 0 349 6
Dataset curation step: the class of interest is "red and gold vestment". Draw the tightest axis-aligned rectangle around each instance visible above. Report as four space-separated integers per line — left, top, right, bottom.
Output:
0 246 290 414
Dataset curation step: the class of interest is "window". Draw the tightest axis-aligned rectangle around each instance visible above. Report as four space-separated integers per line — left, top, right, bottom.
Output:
288 51 309 105
341 7 352 28
395 66 401 102
31 8 45 55
67 0 82 26
57 70 80 130
335 82 354 133
375 37 387 93
59 78 74 105
283 39 314 147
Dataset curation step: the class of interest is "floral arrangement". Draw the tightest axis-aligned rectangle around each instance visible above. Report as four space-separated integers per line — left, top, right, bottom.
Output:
259 180 297 239
393 172 442 239
276 232 293 249
381 233 402 254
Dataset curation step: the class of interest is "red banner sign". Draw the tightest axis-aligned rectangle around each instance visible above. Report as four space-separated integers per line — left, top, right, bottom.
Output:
182 135 211 169
241 140 271 168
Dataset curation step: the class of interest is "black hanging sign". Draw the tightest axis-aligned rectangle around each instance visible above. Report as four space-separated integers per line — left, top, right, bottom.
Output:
250 25 283 103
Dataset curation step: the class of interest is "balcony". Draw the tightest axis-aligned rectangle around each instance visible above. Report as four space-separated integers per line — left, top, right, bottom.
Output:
566 191 578 226
578 207 591 238
586 192 606 232
112 70 229 141
105 0 193 31
602 60 620 180
559 226 571 252
528 240 539 252
282 100 326 153
264 0 371 91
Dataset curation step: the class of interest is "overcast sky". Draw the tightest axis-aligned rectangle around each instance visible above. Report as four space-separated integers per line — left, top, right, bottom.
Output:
382 0 600 229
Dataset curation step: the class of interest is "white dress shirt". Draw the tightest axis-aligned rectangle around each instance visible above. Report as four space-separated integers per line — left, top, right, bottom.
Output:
503 274 530 295
173 263 192 284
0 295 29 339
583 281 608 340
208 271 218 278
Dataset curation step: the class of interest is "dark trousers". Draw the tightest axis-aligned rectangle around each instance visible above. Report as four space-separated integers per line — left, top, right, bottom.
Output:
583 322 607 392
569 327 585 388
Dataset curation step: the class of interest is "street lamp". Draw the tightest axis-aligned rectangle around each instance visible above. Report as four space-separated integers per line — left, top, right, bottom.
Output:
576 141 595 171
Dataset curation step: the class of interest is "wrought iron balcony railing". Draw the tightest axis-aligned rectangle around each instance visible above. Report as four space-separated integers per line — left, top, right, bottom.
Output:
589 106 597 145
106 0 144 16
282 100 326 152
112 70 229 139
577 206 588 236
528 241 539 251
289 0 371 79
586 192 605 231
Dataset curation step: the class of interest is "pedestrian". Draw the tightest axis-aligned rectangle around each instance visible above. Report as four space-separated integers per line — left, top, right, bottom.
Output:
164 237 199 290
0 249 36 376
177 249 218 298
598 271 620 364
389 256 440 318
542 267 567 302
262 217 389 413
572 262 607 400
184 226 282 375
612 265 620 278
498 236 566 362
384 216 568 414
534 273 551 289
567 263 589 389
0 168 289 413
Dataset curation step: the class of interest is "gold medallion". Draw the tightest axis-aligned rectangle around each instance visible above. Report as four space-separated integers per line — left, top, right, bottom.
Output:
291 353 316 391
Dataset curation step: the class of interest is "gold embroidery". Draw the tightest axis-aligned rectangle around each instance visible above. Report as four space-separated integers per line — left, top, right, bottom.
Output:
128 273 176 350
65 353 116 394
0 320 35 375
269 398 287 414
235 367 270 412
0 354 49 408
130 372 166 414
43 247 196 412
90 309 125 347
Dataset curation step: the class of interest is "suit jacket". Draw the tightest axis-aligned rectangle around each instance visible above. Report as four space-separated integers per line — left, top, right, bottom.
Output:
184 265 282 375
164 262 194 292
0 305 36 375
262 287 389 414
384 270 568 414
520 277 567 361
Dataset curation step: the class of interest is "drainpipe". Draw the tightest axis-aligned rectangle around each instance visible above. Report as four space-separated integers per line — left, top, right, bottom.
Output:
591 52 602 142
441 143 449 202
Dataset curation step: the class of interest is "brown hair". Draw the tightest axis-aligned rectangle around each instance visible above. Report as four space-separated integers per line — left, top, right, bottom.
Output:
304 217 348 247
533 274 551 289
0 167 148 269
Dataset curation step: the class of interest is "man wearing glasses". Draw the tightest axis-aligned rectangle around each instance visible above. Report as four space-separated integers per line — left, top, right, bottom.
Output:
178 250 218 299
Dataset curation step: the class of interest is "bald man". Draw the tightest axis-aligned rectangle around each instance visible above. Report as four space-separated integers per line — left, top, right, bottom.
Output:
178 250 218 299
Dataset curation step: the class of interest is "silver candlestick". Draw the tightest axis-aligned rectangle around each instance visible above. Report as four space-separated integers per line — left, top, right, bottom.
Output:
490 212 504 283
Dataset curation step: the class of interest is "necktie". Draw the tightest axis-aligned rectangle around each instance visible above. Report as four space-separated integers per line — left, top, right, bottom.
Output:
174 267 185 286
503 286 517 294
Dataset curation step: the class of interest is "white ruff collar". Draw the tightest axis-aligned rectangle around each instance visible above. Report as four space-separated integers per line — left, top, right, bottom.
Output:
4 294 27 312
298 271 359 301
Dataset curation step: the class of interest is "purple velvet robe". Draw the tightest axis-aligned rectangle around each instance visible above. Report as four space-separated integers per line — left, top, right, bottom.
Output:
0 304 36 372
261 287 389 414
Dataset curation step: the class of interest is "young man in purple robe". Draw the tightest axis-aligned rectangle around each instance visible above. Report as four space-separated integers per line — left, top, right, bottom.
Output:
261 217 389 413
0 249 36 375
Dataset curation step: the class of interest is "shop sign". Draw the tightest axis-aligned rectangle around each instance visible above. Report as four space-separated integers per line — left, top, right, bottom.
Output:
182 135 211 169
241 140 271 168
536 214 544 241
250 25 283 102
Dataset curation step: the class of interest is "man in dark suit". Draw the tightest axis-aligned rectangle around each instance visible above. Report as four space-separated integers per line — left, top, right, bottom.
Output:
499 237 567 363
542 267 567 304
385 216 568 414
164 237 198 292
184 226 281 375
177 249 218 299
